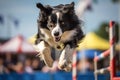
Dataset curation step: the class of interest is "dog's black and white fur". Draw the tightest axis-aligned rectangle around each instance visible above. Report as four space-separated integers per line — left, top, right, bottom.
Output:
35 2 84 71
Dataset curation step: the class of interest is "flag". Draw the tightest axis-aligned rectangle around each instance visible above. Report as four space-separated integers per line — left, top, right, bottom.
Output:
0 15 4 24
14 19 19 28
8 15 19 28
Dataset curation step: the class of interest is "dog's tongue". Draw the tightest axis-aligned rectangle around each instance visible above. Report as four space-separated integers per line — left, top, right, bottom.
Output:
55 37 60 42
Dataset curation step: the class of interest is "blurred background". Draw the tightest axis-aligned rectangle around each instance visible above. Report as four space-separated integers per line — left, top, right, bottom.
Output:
0 0 119 80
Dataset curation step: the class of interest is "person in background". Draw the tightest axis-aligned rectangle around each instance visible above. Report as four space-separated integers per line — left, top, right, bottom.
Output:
32 58 43 71
4 53 15 73
14 61 24 74
24 58 33 73
77 58 93 72
0 58 5 74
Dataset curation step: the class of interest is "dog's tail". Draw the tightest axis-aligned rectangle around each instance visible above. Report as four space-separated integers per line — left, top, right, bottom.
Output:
75 0 92 18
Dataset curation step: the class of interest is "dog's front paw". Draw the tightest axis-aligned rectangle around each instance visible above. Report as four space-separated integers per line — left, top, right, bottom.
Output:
58 60 72 72
58 60 67 70
64 63 72 72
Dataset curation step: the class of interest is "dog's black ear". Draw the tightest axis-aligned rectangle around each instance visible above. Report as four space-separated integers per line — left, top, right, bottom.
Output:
70 2 75 8
36 3 53 14
63 2 75 14
36 3 46 11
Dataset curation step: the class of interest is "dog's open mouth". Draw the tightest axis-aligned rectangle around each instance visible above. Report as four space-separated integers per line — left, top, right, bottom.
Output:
54 36 61 42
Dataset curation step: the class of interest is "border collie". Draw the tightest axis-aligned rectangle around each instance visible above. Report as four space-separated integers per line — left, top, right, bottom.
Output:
34 1 89 71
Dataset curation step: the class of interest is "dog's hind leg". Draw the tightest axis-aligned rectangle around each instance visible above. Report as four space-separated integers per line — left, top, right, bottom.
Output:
58 45 74 71
36 41 54 67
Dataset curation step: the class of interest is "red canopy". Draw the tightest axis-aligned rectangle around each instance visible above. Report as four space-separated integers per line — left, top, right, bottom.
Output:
0 35 36 53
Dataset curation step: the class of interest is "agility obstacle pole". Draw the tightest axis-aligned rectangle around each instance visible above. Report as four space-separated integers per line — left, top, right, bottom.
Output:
94 21 120 80
94 49 110 62
72 51 77 80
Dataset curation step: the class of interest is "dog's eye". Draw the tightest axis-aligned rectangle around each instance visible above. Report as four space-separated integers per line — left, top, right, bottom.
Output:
49 24 54 28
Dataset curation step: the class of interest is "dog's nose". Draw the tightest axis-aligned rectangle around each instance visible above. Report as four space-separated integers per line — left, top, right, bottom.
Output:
54 32 59 36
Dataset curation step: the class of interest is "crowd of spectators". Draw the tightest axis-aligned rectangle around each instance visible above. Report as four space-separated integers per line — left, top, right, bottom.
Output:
0 53 95 74
0 53 61 74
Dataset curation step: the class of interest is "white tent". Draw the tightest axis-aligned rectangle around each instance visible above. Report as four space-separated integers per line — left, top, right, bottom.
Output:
0 35 36 53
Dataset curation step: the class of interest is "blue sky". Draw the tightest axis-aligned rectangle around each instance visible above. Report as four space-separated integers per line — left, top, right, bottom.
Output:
0 0 119 39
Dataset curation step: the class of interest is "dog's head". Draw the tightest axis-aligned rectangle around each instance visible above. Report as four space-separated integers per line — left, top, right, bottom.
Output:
37 2 80 42
47 2 80 42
